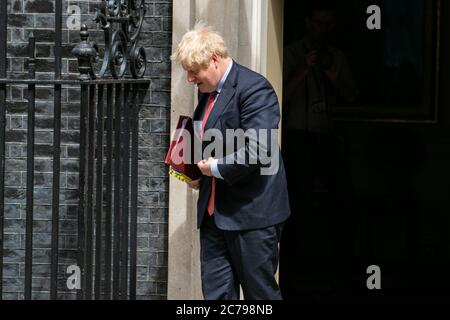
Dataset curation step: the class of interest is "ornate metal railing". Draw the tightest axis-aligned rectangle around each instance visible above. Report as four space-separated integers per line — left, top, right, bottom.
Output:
0 0 151 300
75 0 147 80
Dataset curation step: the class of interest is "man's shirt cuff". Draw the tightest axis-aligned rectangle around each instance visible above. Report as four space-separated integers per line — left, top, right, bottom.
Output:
211 159 224 179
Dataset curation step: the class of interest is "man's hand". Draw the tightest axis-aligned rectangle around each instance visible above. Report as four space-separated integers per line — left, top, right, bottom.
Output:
307 49 339 81
324 62 339 82
186 178 200 190
198 157 214 177
306 50 318 67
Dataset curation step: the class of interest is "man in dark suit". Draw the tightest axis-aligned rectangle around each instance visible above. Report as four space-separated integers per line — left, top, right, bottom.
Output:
171 23 290 300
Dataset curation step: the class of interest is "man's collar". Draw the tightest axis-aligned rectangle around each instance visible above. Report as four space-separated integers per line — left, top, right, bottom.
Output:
215 59 233 94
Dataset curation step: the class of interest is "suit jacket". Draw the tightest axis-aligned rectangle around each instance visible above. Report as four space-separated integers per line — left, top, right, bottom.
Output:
193 61 291 230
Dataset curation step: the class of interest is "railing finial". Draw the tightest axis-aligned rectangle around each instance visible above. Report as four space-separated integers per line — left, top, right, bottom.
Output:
72 24 97 80
79 24 89 42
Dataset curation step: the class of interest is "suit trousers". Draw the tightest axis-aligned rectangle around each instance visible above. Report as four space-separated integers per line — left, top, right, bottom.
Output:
200 213 283 300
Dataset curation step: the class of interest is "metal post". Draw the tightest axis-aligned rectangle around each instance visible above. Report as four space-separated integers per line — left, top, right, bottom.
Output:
104 84 114 299
129 84 140 300
112 84 122 299
120 84 130 299
85 84 96 299
94 85 105 299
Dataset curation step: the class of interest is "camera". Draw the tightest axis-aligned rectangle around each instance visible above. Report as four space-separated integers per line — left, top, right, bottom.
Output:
316 47 334 71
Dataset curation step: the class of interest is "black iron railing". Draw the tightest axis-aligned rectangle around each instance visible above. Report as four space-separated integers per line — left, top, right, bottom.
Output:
0 0 151 300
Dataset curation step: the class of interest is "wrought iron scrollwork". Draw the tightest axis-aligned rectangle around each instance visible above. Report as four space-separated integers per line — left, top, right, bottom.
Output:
72 0 147 79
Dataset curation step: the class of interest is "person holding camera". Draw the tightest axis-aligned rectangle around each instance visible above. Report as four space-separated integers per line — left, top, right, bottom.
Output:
280 1 359 297
283 3 358 134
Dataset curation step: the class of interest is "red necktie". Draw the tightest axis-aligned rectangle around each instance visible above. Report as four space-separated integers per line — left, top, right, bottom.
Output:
202 92 217 216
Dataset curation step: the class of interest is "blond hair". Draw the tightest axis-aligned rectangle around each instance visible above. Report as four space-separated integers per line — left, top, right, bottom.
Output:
171 22 229 70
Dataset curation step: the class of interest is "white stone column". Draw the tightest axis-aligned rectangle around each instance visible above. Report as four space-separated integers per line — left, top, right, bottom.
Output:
167 0 203 300
168 0 284 299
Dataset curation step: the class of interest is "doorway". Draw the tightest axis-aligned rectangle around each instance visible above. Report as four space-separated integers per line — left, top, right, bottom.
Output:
279 0 450 300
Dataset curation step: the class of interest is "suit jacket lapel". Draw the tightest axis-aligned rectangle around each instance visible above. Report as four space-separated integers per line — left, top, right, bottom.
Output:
193 92 208 121
204 61 239 133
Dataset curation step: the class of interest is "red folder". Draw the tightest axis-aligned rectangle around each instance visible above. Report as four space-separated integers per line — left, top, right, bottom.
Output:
165 115 202 182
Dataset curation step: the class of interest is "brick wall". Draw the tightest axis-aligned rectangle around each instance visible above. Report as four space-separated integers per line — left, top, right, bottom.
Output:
2 0 171 299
